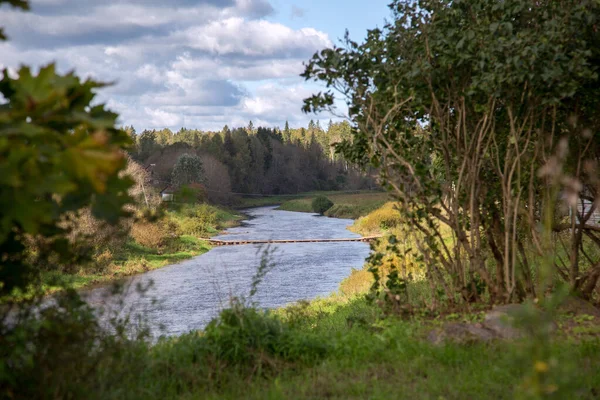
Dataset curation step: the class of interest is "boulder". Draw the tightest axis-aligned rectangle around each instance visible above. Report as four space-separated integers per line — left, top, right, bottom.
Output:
559 297 600 319
427 322 497 345
428 304 557 344
482 304 525 339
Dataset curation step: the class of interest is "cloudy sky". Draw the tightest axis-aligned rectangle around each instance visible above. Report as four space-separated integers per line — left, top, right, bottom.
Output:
0 0 390 130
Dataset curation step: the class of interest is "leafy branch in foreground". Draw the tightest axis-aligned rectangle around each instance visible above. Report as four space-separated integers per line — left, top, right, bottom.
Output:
0 63 133 300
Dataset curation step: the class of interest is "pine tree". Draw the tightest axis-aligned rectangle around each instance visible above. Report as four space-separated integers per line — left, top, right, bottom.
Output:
223 130 236 158
124 125 137 144
284 120 291 142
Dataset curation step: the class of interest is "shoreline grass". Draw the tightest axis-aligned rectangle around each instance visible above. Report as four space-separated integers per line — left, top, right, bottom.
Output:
30 204 246 297
36 277 600 400
276 191 389 219
41 235 213 292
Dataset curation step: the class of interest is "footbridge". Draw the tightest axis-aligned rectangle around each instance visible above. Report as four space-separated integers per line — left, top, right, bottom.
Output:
204 236 382 246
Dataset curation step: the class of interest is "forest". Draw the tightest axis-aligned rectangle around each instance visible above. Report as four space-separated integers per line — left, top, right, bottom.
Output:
126 120 375 203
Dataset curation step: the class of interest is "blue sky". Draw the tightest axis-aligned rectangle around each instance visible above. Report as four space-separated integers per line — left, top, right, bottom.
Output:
0 0 392 130
270 1 391 43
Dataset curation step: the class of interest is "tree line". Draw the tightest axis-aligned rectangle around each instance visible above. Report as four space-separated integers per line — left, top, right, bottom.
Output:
125 120 376 202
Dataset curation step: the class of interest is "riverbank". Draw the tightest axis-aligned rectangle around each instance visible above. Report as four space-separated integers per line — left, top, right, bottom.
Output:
37 203 244 294
68 192 388 292
25 265 600 399
11 202 600 399
249 190 390 219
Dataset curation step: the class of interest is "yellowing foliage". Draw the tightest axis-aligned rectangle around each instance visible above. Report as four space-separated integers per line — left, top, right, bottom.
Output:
351 202 403 235
131 220 170 249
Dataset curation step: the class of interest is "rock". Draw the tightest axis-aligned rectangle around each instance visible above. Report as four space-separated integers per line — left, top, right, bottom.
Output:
482 304 525 339
559 297 600 319
427 322 497 345
427 303 568 344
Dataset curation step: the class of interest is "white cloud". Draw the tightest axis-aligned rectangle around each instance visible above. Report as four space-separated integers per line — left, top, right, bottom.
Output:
179 17 331 57
0 0 332 130
171 54 304 81
241 83 314 121
144 107 184 127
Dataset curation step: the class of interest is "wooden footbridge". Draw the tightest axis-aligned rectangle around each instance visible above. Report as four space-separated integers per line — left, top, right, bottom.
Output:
204 235 382 246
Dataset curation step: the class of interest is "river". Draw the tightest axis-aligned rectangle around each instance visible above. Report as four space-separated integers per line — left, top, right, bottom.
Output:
85 206 371 337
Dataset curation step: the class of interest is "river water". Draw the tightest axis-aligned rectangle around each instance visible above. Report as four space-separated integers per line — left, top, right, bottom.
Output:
85 206 371 337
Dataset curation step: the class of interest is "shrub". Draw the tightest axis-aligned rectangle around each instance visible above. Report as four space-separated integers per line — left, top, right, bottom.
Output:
130 220 169 249
339 268 373 297
92 249 114 274
352 202 402 234
1 290 146 400
311 195 334 215
303 0 600 304
175 184 206 204
203 300 329 371
0 54 132 298
171 204 217 237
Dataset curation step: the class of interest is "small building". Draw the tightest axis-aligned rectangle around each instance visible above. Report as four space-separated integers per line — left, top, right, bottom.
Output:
160 183 206 202
160 186 175 202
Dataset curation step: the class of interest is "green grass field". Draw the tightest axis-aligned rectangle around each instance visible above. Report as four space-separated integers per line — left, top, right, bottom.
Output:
276 191 390 219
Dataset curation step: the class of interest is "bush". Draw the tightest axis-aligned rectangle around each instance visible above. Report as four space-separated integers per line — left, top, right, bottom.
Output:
339 268 373 297
311 196 334 215
92 249 114 274
352 202 402 234
1 290 145 400
170 204 217 237
130 220 169 249
303 0 600 303
202 300 329 370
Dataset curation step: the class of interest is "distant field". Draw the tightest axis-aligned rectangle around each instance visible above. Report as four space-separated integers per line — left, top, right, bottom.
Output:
234 193 307 208
277 191 390 219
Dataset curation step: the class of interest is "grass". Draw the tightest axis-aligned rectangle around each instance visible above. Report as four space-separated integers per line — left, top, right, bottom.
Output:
235 193 307 208
234 190 389 220
138 290 600 400
39 238 210 293
53 236 211 290
350 201 402 235
35 204 244 294
9 231 600 399
32 291 599 400
277 191 389 219
11 199 600 399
